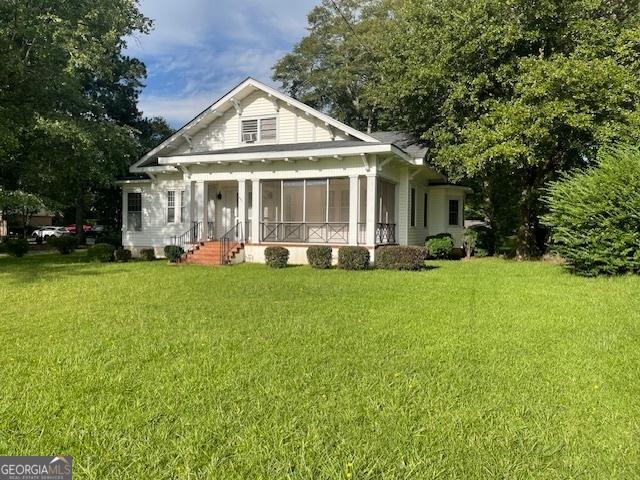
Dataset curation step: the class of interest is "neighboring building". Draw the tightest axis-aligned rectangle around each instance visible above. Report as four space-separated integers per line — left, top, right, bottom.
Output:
119 78 470 264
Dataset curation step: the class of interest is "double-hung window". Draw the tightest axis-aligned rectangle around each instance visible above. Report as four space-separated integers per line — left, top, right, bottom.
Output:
127 193 142 232
180 190 186 223
449 199 460 226
167 190 176 224
242 117 277 143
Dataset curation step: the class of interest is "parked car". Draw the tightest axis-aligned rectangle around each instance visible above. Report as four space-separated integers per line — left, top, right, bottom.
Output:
32 226 69 240
65 224 93 234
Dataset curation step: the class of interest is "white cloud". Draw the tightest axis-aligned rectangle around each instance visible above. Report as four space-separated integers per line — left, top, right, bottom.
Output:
127 0 319 126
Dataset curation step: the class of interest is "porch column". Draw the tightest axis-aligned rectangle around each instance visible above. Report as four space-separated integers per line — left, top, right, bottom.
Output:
194 181 207 239
251 179 260 243
365 174 377 245
348 175 359 244
397 167 409 246
237 179 247 242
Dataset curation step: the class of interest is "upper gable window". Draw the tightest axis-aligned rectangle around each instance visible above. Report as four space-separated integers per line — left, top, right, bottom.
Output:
242 117 276 143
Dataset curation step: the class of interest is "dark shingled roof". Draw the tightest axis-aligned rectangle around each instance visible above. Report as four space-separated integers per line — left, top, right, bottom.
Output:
370 131 428 160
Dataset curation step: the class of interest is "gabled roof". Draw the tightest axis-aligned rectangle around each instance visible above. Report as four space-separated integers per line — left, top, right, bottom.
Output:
131 78 380 172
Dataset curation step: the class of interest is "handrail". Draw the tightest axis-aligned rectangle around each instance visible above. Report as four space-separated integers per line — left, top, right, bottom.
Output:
171 221 202 253
260 222 349 244
219 222 243 265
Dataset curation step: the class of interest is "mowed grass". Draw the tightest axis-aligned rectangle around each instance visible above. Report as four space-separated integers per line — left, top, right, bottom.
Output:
0 254 639 479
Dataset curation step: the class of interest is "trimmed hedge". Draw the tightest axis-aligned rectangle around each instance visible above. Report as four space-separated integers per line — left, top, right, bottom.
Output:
115 248 132 262
88 243 115 262
140 248 156 261
164 245 184 263
426 235 454 259
95 231 122 248
5 239 29 257
265 246 289 268
338 246 370 270
543 145 640 276
306 246 332 269
47 235 77 254
376 246 427 270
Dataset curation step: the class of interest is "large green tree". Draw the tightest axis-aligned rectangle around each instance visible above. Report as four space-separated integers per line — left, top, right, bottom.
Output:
370 0 640 257
276 0 640 257
273 0 395 132
0 0 153 239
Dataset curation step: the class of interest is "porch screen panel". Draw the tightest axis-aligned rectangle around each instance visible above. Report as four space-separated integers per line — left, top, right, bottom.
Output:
261 180 280 222
328 178 349 222
305 179 327 222
283 180 304 242
358 176 367 223
378 180 395 224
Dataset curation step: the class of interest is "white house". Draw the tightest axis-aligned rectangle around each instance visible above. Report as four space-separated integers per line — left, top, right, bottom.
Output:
119 78 469 264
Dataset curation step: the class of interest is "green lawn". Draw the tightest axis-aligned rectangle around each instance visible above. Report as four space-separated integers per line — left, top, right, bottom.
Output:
0 254 639 479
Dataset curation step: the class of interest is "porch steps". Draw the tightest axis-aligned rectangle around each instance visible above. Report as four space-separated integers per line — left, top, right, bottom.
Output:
181 241 243 266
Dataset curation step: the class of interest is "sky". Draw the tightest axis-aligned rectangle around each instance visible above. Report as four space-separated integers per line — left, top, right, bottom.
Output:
126 0 320 127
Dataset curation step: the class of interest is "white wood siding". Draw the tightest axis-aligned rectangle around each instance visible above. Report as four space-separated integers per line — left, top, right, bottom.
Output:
171 90 342 155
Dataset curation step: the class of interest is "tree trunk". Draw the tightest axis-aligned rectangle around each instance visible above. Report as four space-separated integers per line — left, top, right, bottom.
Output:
75 195 85 245
482 177 497 255
516 171 542 260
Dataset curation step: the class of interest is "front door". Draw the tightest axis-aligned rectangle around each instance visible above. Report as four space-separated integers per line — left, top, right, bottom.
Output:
216 186 238 237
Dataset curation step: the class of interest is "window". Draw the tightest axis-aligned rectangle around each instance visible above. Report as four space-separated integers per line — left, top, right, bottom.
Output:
242 117 277 143
127 192 142 232
410 187 416 227
423 193 428 227
167 190 176 223
260 117 277 140
241 119 258 143
449 199 460 226
180 190 186 223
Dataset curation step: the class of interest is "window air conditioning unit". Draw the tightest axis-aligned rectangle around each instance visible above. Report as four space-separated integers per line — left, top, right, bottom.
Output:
243 132 257 143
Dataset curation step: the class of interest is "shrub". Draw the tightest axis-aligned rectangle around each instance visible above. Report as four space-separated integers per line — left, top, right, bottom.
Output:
306 246 332 269
87 243 115 263
96 231 122 248
376 246 427 270
543 145 640 276
115 248 132 262
464 228 478 257
426 235 454 259
140 248 156 261
265 246 289 268
5 239 29 257
0 241 5 254
47 235 77 255
164 245 184 263
338 246 370 270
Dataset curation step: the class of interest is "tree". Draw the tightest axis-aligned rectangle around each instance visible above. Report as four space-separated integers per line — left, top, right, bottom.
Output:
543 145 640 276
273 0 395 132
369 0 640 257
0 0 153 242
0 188 47 237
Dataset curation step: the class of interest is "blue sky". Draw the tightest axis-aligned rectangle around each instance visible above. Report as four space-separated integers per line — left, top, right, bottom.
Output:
126 0 320 127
